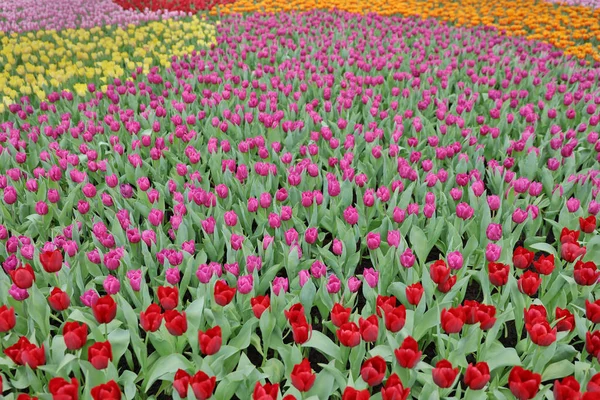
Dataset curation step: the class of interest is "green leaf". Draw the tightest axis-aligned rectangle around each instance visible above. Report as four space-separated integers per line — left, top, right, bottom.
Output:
303 331 341 360
144 354 193 392
410 225 428 264
529 242 557 258
542 360 574 381
229 319 258 350
482 342 521 371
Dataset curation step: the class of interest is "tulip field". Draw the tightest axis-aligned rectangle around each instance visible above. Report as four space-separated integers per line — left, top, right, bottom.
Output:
1 0 600 399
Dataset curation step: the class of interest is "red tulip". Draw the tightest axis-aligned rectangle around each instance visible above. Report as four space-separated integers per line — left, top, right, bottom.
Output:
488 262 509 286
560 228 580 244
198 326 222 355
405 282 424 305
189 370 216 400
290 359 315 392
586 331 600 359
5 337 45 369
586 299 600 324
464 362 490 390
63 322 88 350
476 304 496 330
359 315 379 342
213 280 236 306
17 395 38 400
342 387 371 400
92 295 117 324
508 366 542 400
140 304 163 332
251 295 270 318
284 303 307 325
0 305 16 332
441 307 465 333
574 261 600 286
330 303 351 327
527 319 558 346
91 380 121 400
553 376 581 400
394 336 421 369
384 305 406 332
430 260 450 284
437 275 457 293
533 254 555 275
588 372 600 392
49 377 79 400
381 373 410 400
336 322 361 347
517 271 541 296
88 341 113 370
432 359 459 388
253 382 279 400
164 310 187 336
580 215 597 233
555 307 575 332
173 369 191 398
524 305 547 325
10 264 35 289
291 321 311 344
48 288 70 311
157 286 179 310
513 247 534 269
360 356 387 386
561 242 586 263
376 295 397 317
40 249 63 273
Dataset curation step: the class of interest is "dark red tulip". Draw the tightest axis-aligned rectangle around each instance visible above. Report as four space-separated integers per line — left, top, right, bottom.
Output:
508 366 542 400
284 303 307 325
291 321 311 344
384 305 406 332
91 381 121 400
586 299 600 324
394 336 421 369
553 376 581 400
213 280 236 306
173 369 191 398
405 282 424 305
441 307 465 334
560 228 580 244
48 377 79 400
432 359 459 388
0 305 16 332
290 359 315 392
517 271 541 296
360 356 386 386
533 254 555 275
253 382 279 400
10 264 35 289
561 242 586 263
381 373 410 400
580 215 597 233
140 304 163 332
376 295 397 317
342 386 371 400
574 261 600 286
555 307 575 332
63 322 88 350
164 310 187 336
88 341 113 370
157 286 179 310
189 371 216 400
488 262 509 286
331 303 351 327
92 295 117 324
198 326 222 355
464 362 490 390
513 247 534 269
586 331 600 358
251 295 270 318
430 260 450 284
40 249 63 273
337 322 361 348
359 315 379 342
48 288 70 311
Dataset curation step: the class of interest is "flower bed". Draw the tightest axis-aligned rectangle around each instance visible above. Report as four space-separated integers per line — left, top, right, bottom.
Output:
1 7 600 400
